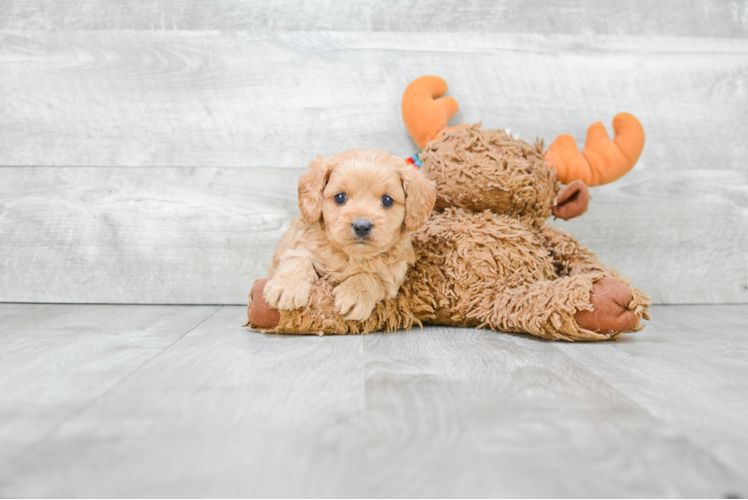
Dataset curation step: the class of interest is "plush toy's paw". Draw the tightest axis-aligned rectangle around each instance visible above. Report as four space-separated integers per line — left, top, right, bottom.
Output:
263 274 312 310
247 278 281 329
333 281 377 322
575 277 641 334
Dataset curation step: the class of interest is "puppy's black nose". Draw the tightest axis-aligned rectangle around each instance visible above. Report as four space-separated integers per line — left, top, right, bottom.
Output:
352 219 373 238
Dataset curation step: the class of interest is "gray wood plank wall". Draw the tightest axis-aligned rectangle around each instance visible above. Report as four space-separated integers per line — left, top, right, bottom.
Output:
0 2 746 305
1 0 747 36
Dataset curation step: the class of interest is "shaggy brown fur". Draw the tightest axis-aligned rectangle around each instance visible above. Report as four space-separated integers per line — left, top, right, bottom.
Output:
421 124 556 226
247 125 651 341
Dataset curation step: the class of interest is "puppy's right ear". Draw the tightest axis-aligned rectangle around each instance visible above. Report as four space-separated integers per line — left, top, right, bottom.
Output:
298 156 333 224
401 164 437 231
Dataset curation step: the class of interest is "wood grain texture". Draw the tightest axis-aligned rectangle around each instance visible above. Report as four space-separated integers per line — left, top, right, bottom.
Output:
0 303 48 323
0 303 220 466
0 30 746 305
555 305 748 486
363 306 748 498
0 166 300 304
0 31 745 171
0 0 747 36
1 167 745 304
551 169 748 304
0 303 746 497
0 306 365 498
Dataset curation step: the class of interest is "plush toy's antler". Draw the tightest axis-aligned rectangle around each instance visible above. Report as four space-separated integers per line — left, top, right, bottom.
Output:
545 113 645 187
402 76 463 149
403 76 645 186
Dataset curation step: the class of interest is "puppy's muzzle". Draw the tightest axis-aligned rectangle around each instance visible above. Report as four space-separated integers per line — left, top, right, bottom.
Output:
352 219 373 239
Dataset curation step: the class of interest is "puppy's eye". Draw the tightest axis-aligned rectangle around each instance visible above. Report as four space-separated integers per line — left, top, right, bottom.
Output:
334 193 347 205
382 195 394 208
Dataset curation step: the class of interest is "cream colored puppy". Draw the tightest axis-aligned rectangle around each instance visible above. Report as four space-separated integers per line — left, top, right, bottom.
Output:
264 148 436 321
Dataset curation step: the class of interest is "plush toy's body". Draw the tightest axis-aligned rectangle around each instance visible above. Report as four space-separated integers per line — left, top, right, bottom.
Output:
246 77 650 341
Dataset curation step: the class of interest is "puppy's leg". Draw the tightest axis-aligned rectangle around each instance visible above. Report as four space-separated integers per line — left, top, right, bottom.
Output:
333 273 386 322
263 256 317 310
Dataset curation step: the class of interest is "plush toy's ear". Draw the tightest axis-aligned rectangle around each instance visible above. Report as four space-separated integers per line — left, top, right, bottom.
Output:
552 180 590 220
298 156 334 224
401 165 436 231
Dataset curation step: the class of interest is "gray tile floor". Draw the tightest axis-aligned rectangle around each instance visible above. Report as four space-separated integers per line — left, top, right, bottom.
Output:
0 303 746 497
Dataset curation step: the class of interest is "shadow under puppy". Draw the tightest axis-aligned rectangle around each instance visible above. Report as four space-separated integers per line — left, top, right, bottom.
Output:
264 148 436 322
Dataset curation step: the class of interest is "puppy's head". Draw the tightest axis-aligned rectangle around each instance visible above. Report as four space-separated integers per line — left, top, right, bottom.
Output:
298 148 435 256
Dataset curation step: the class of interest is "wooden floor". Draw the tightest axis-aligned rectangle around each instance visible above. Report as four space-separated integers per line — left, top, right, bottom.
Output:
0 303 746 498
0 1 746 497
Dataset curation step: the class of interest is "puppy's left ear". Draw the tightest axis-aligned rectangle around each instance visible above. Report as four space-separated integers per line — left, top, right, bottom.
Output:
401 165 436 231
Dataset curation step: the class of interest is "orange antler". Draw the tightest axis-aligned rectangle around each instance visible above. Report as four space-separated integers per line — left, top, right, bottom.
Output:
545 113 645 187
402 76 461 149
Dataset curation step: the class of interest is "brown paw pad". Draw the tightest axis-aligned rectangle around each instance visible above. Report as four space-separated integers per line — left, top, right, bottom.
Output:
575 277 641 334
246 278 280 329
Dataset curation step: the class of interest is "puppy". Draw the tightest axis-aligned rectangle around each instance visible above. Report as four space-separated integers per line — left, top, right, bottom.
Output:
264 148 436 321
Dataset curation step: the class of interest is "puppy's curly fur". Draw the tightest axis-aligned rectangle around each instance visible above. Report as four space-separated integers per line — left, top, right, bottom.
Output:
264 148 436 321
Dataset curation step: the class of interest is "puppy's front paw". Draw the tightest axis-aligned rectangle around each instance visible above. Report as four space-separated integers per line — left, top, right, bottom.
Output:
333 281 376 322
263 275 312 311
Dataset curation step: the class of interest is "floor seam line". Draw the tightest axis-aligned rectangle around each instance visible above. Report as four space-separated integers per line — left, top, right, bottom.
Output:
1 305 224 467
0 303 55 328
